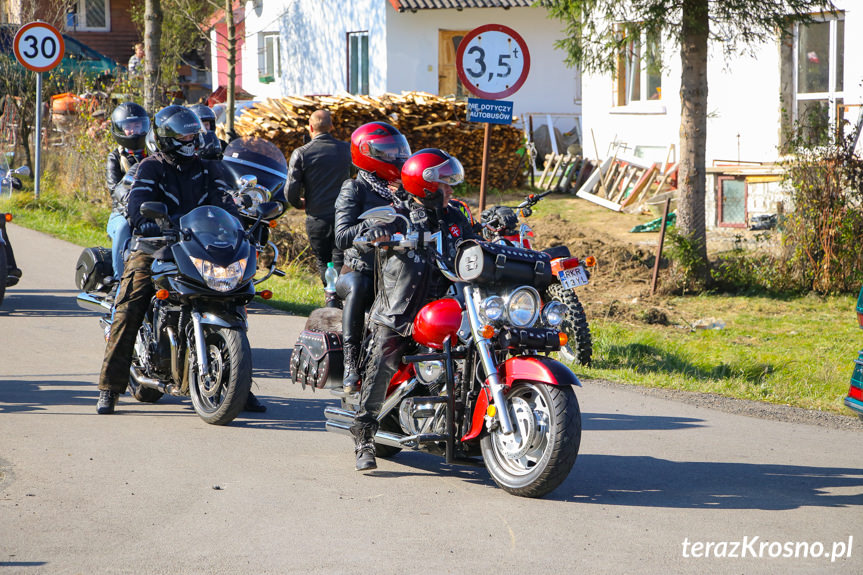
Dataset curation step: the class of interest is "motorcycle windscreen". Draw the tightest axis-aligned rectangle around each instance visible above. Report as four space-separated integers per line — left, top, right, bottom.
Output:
223 137 288 199
178 206 245 266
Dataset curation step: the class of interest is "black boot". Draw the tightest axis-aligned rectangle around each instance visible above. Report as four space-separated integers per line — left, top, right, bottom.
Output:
96 390 119 414
244 391 267 413
352 423 377 472
342 342 360 394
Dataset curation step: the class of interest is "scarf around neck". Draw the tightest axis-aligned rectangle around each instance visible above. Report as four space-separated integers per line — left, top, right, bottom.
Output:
359 170 393 202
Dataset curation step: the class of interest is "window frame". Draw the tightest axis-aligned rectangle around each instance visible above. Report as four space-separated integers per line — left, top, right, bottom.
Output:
258 31 281 82
347 30 369 96
615 24 662 108
70 0 111 32
792 14 844 138
716 175 748 229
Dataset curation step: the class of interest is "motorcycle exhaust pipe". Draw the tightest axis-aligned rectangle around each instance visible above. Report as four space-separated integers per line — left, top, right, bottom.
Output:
129 365 177 395
324 419 408 449
76 292 113 314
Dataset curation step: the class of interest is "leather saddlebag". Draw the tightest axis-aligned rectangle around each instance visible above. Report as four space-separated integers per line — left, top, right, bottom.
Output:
290 330 343 390
75 247 113 292
455 239 553 289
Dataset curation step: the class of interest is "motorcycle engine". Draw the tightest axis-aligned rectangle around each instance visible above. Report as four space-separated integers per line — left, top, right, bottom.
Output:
398 392 448 436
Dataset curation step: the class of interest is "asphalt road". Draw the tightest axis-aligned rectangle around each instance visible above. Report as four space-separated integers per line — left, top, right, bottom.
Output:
1 223 862 574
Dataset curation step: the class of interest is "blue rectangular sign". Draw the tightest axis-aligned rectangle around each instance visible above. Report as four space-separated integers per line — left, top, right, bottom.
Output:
467 98 514 125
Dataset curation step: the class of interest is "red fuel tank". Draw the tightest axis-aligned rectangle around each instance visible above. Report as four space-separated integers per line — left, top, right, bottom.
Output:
412 298 462 350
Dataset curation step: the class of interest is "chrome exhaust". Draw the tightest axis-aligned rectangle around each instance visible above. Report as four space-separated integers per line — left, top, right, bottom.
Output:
324 419 408 449
129 365 179 395
76 291 113 314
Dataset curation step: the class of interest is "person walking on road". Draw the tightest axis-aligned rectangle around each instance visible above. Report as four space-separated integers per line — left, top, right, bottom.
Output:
286 109 351 291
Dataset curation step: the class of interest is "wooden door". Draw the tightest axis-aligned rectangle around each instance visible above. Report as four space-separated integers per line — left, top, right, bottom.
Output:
438 29 470 98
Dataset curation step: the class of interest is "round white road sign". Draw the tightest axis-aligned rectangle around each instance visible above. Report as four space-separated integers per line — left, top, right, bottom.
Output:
13 22 65 73
456 24 530 100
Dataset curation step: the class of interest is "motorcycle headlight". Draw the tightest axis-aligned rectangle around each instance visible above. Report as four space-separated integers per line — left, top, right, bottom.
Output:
189 257 248 292
506 287 540 328
542 301 568 327
416 360 444 385
238 185 271 217
479 295 505 323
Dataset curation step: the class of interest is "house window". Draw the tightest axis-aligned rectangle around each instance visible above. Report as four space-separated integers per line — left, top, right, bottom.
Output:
794 15 844 143
616 25 661 106
347 31 369 95
258 32 281 83
68 0 110 32
717 177 747 228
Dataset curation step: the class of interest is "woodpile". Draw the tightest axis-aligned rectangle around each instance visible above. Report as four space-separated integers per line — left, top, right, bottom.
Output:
226 92 525 189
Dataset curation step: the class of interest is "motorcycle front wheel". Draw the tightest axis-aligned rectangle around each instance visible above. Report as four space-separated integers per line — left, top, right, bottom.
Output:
546 283 592 366
480 382 581 498
188 326 252 425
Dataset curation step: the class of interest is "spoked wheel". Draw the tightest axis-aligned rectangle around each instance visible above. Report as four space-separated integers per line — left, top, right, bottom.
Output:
188 326 252 425
546 283 592 366
480 382 581 498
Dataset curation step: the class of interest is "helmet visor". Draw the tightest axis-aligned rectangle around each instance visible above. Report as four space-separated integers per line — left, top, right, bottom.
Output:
366 134 411 166
117 116 150 137
422 157 464 187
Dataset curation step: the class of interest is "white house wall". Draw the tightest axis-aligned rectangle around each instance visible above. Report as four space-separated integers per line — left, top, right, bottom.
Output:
239 0 388 99
384 4 581 121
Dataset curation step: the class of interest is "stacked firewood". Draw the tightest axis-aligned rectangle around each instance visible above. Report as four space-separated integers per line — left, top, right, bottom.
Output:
227 92 525 189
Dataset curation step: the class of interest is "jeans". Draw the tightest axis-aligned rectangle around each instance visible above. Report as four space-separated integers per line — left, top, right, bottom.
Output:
106 211 131 279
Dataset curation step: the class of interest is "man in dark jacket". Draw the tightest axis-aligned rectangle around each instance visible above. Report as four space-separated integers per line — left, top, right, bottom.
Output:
95 105 269 414
350 148 474 472
286 109 351 286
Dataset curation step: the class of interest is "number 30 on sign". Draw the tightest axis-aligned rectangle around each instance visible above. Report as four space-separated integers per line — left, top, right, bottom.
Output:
456 24 530 100
13 22 65 73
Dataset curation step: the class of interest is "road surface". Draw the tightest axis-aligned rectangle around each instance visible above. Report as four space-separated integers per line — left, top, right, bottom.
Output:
1 223 861 574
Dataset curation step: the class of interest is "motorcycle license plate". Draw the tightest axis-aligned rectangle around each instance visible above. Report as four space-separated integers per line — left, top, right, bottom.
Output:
557 265 588 289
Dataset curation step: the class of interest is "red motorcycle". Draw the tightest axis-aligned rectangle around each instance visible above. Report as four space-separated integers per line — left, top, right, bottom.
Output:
292 206 583 497
480 189 594 366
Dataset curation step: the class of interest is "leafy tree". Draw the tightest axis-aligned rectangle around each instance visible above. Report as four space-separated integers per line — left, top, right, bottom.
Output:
545 0 837 282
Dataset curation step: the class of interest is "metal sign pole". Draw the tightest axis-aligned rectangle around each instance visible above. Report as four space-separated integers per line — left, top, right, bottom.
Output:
34 71 42 199
478 123 491 213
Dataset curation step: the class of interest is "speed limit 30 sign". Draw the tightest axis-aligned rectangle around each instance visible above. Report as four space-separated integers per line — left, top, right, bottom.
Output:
456 24 530 100
13 22 65 73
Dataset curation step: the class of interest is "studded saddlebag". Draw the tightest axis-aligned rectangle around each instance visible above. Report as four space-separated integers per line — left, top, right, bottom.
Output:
454 239 553 290
290 330 343 390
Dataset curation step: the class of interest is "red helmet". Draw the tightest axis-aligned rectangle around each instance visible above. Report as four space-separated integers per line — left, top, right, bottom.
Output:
401 149 464 205
350 122 411 182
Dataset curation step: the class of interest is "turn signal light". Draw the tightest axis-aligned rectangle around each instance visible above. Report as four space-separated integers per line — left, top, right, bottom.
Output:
487 405 497 417
258 289 273 300
584 256 597 267
4 213 11 222
559 332 569 346
480 324 495 339
155 289 170 300
268 220 278 228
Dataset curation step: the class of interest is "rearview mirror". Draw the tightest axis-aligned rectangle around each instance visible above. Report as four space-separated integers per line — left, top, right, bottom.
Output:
140 201 168 220
14 166 30 177
359 206 399 224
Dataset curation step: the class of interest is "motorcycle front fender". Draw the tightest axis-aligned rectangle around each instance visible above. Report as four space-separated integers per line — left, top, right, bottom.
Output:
196 309 247 330
462 355 580 442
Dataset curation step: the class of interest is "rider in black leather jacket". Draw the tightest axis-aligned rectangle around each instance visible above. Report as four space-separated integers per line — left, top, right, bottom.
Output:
333 122 411 394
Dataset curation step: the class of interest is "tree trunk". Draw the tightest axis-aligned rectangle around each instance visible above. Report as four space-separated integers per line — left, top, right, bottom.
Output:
144 0 163 113
226 0 235 135
678 0 709 268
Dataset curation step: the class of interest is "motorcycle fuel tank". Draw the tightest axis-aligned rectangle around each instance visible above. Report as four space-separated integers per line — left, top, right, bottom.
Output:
412 298 462 350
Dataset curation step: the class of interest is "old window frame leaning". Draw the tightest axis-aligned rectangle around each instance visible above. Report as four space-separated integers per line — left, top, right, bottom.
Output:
258 32 281 82
716 175 748 228
615 23 662 107
792 13 845 142
347 31 369 96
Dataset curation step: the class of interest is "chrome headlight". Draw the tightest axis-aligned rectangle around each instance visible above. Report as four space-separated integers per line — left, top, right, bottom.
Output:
237 185 271 217
416 360 444 384
189 257 248 292
479 295 505 323
542 301 568 327
506 286 540 328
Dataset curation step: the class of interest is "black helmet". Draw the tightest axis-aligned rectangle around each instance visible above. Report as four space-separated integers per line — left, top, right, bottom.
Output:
153 105 204 161
199 131 223 160
110 102 150 151
187 103 217 132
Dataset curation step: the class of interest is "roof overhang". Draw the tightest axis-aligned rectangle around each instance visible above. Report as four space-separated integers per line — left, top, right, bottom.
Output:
388 0 534 12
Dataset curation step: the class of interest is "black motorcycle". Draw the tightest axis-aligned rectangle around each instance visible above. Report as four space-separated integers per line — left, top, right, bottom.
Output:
0 162 30 307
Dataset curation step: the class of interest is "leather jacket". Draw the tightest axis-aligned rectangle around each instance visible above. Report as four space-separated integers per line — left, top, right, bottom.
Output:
126 152 240 233
335 176 393 274
286 133 351 219
368 201 476 335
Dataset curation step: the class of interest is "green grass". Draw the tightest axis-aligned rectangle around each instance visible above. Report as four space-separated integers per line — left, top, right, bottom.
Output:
5 186 858 416
573 293 858 414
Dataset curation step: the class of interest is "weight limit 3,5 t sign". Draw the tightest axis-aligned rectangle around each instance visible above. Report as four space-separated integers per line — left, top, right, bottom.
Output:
13 22 65 73
456 24 530 100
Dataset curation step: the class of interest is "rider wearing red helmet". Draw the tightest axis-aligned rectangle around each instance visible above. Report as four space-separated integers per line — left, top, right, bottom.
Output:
349 148 476 472
334 122 411 395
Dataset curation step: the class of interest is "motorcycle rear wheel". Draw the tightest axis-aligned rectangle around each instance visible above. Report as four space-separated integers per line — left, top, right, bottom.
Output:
0 243 7 307
189 326 252 425
480 382 581 498
546 283 592 366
